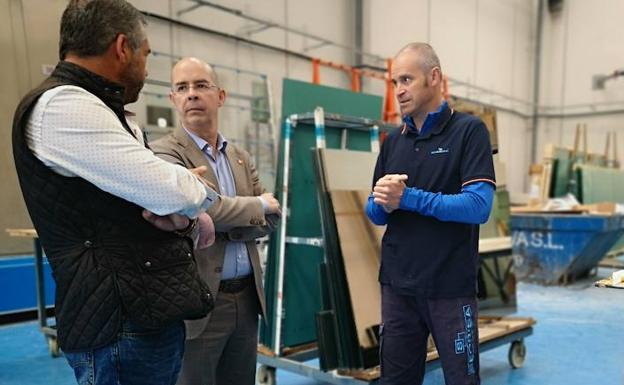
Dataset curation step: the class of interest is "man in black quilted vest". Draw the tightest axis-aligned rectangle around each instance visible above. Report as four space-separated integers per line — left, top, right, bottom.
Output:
12 1 221 384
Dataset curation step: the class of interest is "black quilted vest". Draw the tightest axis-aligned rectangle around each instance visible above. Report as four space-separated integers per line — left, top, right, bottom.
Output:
12 61 213 352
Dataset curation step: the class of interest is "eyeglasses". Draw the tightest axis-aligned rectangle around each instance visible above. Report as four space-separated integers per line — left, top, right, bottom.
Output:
172 81 219 94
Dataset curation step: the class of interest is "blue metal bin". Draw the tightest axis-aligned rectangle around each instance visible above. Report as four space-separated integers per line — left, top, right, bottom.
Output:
510 214 624 284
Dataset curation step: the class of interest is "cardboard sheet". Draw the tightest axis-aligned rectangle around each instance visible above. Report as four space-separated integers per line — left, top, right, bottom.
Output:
331 190 382 348
318 149 384 349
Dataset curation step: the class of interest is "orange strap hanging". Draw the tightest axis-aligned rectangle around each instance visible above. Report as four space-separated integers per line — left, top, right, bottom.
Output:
309 57 400 124
383 58 398 123
351 68 361 92
312 58 321 84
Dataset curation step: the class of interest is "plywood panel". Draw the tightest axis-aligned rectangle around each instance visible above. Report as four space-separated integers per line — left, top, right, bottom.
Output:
322 149 377 192
331 190 381 349
0 0 33 255
319 148 385 349
0 0 66 256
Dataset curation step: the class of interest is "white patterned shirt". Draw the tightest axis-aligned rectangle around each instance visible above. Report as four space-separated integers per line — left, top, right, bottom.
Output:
25 85 217 218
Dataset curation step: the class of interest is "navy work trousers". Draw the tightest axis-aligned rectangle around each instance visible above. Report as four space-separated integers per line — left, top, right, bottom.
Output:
379 285 480 385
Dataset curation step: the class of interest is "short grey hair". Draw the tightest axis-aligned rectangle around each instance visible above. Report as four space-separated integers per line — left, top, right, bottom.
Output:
396 42 442 75
59 0 147 60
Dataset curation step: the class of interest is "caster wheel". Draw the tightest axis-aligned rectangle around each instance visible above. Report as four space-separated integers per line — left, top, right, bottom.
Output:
256 364 276 385
48 337 61 358
508 340 526 369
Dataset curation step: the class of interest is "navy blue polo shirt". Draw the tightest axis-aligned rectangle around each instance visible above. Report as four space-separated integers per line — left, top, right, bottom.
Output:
372 102 495 298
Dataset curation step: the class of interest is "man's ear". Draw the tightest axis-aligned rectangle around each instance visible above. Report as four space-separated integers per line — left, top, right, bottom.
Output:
113 34 132 64
218 89 226 107
430 67 441 87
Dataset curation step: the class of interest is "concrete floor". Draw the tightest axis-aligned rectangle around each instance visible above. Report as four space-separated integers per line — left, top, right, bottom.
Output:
0 267 623 385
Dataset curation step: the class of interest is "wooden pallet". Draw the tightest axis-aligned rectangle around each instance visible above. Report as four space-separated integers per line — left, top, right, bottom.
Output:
5 228 37 238
423 316 535 362
594 277 624 289
599 255 624 269
346 316 535 381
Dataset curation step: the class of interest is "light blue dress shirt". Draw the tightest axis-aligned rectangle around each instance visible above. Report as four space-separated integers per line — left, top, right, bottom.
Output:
183 127 252 279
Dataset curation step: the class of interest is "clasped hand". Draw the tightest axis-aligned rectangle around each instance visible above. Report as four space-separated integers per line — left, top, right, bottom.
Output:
372 174 408 212
260 192 281 215
140 166 218 248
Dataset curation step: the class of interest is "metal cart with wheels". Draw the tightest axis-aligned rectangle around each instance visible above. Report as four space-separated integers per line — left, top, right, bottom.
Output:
256 316 535 385
6 229 60 358
258 108 536 384
262 142 535 382
508 340 527 369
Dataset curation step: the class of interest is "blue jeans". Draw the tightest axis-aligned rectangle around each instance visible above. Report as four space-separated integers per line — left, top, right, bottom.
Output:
64 320 185 385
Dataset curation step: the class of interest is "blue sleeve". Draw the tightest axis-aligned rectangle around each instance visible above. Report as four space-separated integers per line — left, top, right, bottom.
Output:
366 132 391 226
398 181 495 224
366 193 389 225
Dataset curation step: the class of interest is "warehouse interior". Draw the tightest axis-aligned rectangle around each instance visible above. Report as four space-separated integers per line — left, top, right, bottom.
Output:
1 0 623 384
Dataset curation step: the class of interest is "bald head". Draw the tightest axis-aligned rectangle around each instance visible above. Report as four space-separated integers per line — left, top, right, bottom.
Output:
391 42 443 124
169 56 226 138
395 42 441 76
171 57 219 86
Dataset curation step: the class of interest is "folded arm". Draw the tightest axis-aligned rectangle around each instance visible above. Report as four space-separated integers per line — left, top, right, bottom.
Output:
28 86 216 218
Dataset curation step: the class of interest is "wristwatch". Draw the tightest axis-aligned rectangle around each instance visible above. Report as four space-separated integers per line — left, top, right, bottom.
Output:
173 217 198 237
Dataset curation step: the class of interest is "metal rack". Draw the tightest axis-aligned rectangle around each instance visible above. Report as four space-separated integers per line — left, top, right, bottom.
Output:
256 130 535 383
5 229 59 357
257 318 534 385
265 108 388 356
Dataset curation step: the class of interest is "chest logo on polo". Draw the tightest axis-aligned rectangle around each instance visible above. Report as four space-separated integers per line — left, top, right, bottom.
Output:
430 147 449 155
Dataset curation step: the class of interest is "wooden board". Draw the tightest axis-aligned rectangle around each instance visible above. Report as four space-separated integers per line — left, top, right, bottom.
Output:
348 316 535 381
5 228 37 238
331 190 382 349
424 316 535 362
599 255 624 269
478 237 511 254
318 148 385 349
510 202 618 215
594 277 624 289
321 149 378 192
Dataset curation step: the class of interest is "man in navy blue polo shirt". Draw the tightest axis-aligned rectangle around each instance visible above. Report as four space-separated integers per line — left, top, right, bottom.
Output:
366 42 496 385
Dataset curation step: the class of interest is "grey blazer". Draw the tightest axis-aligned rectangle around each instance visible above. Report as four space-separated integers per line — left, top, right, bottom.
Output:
151 126 279 339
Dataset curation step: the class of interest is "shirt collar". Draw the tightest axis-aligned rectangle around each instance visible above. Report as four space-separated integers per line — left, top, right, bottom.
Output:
52 61 125 114
402 100 449 136
183 126 228 157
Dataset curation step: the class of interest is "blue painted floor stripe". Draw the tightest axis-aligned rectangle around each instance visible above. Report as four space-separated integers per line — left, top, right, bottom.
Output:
0 268 623 385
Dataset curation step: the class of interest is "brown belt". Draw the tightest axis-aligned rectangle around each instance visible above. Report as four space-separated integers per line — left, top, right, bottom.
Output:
214 232 229 242
219 275 254 293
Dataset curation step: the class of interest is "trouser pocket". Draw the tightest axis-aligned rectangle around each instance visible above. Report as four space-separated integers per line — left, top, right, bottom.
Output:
65 351 94 385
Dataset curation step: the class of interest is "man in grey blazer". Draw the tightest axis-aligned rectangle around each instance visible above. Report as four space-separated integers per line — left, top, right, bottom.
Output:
151 57 280 385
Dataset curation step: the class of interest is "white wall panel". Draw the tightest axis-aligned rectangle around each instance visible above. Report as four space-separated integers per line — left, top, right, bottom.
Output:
364 0 429 59
6 0 624 221
539 0 624 173
430 0 479 85
366 0 538 193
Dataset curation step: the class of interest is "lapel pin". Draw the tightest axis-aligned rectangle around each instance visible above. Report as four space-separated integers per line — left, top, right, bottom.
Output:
237 159 243 165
